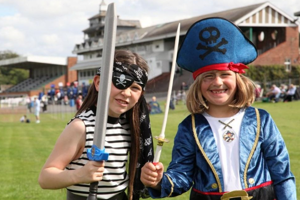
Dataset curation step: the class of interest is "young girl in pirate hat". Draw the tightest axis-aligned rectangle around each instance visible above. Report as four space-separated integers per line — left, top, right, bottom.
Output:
39 50 154 200
140 17 296 200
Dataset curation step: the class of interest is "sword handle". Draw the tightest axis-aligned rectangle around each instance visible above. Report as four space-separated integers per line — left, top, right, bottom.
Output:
86 145 109 200
87 182 98 200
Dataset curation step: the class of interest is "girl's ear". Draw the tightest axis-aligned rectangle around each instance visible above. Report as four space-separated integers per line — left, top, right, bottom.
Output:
93 76 100 92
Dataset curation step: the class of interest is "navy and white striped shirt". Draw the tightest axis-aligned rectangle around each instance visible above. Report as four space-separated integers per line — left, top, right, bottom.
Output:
65 106 131 199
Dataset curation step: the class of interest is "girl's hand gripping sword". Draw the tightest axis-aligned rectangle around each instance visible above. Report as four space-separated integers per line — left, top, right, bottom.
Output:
153 23 181 164
86 3 117 200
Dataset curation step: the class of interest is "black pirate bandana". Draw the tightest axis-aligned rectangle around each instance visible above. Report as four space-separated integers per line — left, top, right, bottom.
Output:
97 62 148 91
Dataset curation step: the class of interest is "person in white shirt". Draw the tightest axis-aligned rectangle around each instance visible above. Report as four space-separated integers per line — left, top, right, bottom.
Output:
266 84 281 102
34 97 41 123
283 84 297 102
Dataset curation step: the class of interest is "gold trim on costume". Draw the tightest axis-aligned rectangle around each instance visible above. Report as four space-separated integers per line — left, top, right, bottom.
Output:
165 174 174 197
221 190 253 200
192 114 222 192
243 108 260 188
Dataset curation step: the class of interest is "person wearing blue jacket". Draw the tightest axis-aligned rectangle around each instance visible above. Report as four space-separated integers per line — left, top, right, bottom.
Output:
140 17 296 200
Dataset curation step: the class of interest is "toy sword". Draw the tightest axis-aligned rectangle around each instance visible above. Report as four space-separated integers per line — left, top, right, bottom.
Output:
86 3 117 200
153 23 181 164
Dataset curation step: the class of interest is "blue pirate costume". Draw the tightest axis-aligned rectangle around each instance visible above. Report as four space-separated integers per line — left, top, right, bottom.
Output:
147 18 296 200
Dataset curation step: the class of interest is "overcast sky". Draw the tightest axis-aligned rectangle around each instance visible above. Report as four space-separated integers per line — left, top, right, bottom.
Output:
0 0 299 58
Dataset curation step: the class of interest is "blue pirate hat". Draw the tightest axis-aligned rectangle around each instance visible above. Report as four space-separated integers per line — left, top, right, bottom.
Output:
177 17 257 79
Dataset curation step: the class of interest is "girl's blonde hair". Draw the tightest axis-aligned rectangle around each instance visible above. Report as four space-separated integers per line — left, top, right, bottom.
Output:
186 72 256 114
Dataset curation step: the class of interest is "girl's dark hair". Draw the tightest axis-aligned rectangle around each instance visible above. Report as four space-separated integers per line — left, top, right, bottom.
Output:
76 49 149 200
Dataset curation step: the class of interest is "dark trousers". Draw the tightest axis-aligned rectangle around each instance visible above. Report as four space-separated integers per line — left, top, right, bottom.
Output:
67 190 127 200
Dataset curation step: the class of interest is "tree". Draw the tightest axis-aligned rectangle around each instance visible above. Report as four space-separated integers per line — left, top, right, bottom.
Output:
0 50 29 85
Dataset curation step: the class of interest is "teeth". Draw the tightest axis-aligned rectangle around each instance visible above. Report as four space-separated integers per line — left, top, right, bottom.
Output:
118 99 127 104
212 90 225 94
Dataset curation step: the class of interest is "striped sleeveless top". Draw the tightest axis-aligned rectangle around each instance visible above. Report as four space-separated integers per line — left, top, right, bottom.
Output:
65 106 131 199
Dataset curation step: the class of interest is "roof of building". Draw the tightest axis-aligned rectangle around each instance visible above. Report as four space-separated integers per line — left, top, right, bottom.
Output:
115 1 298 44
74 1 299 55
72 1 299 71
0 56 68 69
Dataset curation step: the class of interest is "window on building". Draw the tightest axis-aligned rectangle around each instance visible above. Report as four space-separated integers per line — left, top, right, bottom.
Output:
271 30 278 40
284 59 291 72
258 31 265 42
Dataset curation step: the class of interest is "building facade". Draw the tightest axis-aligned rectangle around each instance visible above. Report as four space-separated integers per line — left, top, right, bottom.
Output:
71 1 300 92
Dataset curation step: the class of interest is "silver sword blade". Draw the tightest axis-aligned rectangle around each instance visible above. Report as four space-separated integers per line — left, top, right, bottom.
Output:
153 23 181 163
94 3 117 150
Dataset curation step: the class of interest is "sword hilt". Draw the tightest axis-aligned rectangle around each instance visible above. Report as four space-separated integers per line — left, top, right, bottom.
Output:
86 145 109 200
154 136 169 146
153 136 169 164
87 182 98 200
87 145 109 161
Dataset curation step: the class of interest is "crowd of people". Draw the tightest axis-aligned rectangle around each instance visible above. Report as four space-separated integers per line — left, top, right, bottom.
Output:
46 82 89 107
263 83 299 103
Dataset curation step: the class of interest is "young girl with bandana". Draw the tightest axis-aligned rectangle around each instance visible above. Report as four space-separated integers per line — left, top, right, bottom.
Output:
141 18 296 200
39 50 153 200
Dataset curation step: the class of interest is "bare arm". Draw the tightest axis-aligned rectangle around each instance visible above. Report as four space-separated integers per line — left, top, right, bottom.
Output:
38 118 105 189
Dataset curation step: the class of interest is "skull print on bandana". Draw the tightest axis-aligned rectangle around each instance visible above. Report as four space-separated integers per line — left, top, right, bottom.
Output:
97 62 148 91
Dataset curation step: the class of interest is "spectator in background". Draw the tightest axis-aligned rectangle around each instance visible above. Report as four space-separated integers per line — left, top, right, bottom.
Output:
41 94 48 112
48 85 55 103
181 90 186 105
20 115 26 122
20 115 30 123
34 97 41 123
59 85 66 102
266 84 281 102
169 98 175 110
81 82 88 100
283 84 297 102
27 96 32 113
176 90 182 105
75 94 83 110
148 96 162 114
279 84 287 99
180 81 189 91
254 84 262 101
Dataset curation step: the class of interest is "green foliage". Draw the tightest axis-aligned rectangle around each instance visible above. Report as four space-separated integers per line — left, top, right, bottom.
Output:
0 50 29 85
246 65 300 89
247 65 286 82
0 101 300 199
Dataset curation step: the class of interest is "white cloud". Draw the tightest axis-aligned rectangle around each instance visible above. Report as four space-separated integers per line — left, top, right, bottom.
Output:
0 26 25 41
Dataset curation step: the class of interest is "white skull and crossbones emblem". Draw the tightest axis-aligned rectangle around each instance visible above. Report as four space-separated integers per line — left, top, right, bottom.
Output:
115 74 127 87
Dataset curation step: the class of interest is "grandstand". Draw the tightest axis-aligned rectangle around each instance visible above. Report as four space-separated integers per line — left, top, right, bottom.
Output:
0 56 77 98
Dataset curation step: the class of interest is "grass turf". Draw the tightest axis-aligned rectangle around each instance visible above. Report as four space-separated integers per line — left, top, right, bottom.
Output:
0 101 299 199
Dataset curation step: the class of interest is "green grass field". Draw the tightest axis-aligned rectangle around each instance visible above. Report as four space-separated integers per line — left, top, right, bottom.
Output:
0 101 299 199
